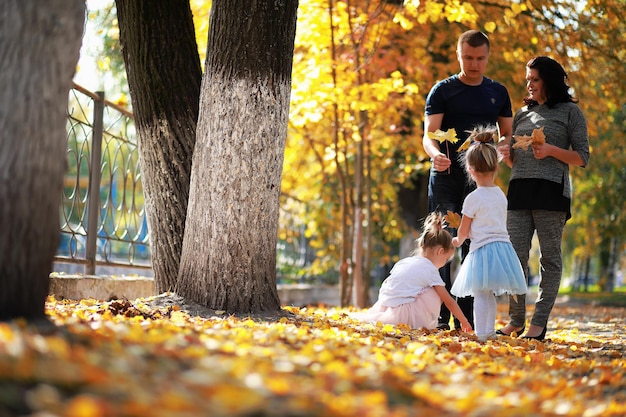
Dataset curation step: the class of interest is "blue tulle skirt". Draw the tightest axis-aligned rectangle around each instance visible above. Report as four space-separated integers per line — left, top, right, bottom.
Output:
451 241 527 297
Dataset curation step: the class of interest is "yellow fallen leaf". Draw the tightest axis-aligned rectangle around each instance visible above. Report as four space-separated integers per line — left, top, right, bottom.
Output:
65 395 107 417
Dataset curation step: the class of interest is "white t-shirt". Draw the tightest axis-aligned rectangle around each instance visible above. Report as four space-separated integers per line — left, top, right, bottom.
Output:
461 186 511 252
377 256 445 307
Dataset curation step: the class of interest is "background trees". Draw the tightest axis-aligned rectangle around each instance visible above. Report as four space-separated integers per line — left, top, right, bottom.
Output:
0 0 85 319
285 0 626 297
81 0 625 304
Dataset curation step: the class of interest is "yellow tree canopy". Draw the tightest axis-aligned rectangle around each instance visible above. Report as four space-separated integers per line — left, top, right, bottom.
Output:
87 0 625 283
283 0 625 280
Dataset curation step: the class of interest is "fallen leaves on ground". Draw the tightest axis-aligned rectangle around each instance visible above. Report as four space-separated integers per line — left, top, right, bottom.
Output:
1 295 625 417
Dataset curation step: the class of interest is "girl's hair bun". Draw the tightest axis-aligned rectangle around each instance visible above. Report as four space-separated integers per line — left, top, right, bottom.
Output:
467 125 497 144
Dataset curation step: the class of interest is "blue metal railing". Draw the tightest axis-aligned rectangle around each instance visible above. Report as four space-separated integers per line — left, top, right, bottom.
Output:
56 83 312 281
56 83 150 274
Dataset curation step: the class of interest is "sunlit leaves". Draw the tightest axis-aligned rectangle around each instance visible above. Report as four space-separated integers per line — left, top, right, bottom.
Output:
457 137 472 152
444 0 478 24
285 0 447 277
483 21 497 33
81 0 625 288
190 0 211 69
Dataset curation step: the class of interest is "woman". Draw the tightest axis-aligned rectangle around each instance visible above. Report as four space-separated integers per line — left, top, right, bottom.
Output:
497 56 590 340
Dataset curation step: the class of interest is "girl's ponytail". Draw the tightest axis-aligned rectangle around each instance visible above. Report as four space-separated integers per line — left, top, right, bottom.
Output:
415 212 453 254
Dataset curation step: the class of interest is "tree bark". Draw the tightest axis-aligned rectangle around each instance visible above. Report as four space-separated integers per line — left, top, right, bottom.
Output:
176 0 299 313
116 0 202 292
0 0 85 320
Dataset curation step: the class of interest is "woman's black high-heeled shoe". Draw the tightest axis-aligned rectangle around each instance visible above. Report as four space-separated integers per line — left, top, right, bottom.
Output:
522 327 547 341
495 325 525 337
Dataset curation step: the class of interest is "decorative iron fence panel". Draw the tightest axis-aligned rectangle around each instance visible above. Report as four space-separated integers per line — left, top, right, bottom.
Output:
56 83 151 274
56 84 313 281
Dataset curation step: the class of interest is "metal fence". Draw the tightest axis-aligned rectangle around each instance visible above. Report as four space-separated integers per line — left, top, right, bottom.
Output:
55 83 151 275
56 83 314 281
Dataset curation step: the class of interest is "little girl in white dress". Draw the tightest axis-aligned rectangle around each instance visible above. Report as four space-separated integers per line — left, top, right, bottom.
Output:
353 213 472 332
451 126 527 341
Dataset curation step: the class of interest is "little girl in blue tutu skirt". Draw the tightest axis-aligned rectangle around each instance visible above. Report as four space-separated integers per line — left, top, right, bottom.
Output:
353 212 472 332
451 126 527 341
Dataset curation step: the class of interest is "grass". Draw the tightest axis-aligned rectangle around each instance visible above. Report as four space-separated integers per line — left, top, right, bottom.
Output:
560 285 626 307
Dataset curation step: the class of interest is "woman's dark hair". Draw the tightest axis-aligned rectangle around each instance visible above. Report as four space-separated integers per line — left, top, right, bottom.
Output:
524 56 578 108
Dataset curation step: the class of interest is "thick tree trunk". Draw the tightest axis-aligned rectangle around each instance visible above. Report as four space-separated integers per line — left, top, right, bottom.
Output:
0 0 85 320
116 0 202 292
177 0 299 313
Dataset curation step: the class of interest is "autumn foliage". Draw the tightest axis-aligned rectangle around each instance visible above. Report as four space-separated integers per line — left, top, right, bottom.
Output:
281 0 626 292
1 296 625 416
88 0 625 292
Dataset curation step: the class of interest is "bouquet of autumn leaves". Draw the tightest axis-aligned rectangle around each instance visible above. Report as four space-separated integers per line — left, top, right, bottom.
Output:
428 125 546 160
429 126 547 228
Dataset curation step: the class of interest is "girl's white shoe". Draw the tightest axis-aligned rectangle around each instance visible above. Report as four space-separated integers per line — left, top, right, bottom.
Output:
477 331 497 342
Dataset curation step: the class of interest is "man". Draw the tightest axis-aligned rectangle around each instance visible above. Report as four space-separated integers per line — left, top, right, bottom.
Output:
422 30 513 330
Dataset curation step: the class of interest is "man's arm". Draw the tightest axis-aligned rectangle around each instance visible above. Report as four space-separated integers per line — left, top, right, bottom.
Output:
497 115 513 142
496 115 513 167
422 113 451 172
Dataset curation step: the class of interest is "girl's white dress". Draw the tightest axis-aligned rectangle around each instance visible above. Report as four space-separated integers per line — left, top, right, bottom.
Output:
451 186 527 297
353 256 445 329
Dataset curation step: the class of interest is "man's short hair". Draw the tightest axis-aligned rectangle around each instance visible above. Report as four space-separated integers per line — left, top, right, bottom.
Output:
457 30 490 51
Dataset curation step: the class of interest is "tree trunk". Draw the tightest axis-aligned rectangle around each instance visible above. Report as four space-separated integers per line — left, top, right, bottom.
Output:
0 0 85 320
363 130 373 306
599 237 617 292
351 109 365 307
116 0 202 292
177 0 299 313
327 1 352 307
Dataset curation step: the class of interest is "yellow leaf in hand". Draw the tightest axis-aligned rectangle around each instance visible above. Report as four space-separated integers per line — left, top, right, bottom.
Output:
444 210 461 229
457 137 472 152
428 128 459 144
